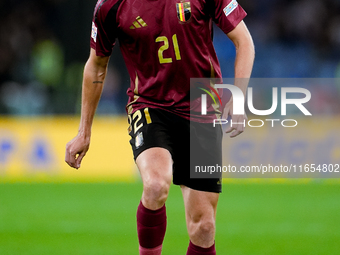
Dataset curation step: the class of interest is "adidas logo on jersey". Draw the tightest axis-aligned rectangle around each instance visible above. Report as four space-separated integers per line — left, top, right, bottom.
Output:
129 16 147 29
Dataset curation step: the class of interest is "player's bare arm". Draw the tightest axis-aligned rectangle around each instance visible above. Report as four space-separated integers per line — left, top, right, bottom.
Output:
224 21 255 138
65 48 109 169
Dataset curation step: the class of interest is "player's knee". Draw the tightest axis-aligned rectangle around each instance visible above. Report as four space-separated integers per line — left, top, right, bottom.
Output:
143 177 170 205
197 218 215 237
188 214 215 240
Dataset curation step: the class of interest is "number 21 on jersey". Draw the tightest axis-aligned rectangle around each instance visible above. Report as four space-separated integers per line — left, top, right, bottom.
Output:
156 34 181 64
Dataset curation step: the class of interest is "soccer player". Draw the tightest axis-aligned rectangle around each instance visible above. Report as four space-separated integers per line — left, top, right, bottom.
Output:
65 0 254 254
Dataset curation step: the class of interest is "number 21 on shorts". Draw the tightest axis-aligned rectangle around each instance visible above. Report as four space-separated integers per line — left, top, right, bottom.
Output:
128 108 152 134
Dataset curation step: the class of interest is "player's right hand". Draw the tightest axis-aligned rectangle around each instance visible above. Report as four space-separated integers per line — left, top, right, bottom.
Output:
65 134 90 169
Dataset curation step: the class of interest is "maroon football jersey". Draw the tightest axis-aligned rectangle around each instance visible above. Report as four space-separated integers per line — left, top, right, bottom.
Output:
90 0 246 119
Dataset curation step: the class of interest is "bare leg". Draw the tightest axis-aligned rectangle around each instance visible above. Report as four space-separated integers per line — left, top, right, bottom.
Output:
135 147 172 255
181 185 219 254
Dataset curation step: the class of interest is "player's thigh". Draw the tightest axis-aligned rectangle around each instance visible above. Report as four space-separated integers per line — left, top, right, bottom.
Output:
181 185 219 222
136 147 173 186
128 108 174 186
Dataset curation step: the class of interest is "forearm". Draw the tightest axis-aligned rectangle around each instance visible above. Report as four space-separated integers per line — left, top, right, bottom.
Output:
78 52 109 138
228 21 255 96
65 50 109 169
234 39 255 95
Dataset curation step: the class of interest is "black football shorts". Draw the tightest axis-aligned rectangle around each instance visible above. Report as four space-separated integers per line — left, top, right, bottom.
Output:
128 107 222 193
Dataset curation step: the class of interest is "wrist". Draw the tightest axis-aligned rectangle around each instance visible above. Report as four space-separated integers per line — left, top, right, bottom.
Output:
78 129 91 140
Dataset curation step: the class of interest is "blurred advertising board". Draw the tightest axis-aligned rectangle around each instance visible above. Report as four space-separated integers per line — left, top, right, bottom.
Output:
0 116 339 182
0 117 136 182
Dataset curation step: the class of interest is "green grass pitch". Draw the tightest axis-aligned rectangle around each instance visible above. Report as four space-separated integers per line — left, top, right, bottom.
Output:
0 181 339 254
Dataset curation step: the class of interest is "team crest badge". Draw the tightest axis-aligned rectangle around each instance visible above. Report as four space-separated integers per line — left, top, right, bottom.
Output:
176 2 191 22
135 132 144 149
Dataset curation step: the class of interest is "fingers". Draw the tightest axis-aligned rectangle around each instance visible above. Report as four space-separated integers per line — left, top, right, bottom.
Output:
230 128 244 138
225 125 233 134
65 135 90 169
65 142 78 169
75 151 86 169
225 124 244 138
225 114 247 138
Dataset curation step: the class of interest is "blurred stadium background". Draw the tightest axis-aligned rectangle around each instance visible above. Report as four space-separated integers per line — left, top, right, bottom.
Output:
0 0 340 254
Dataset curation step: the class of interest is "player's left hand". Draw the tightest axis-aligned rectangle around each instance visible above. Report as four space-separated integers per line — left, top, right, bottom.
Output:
223 98 247 138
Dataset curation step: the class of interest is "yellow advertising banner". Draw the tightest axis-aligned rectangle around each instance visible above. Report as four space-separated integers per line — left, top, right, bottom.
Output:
0 116 136 182
0 116 339 182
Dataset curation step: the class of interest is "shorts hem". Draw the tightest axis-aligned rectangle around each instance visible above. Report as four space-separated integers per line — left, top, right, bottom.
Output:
133 144 173 161
173 180 222 193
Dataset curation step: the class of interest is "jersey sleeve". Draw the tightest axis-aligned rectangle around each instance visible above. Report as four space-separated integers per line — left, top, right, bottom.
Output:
90 0 119 57
211 0 247 34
